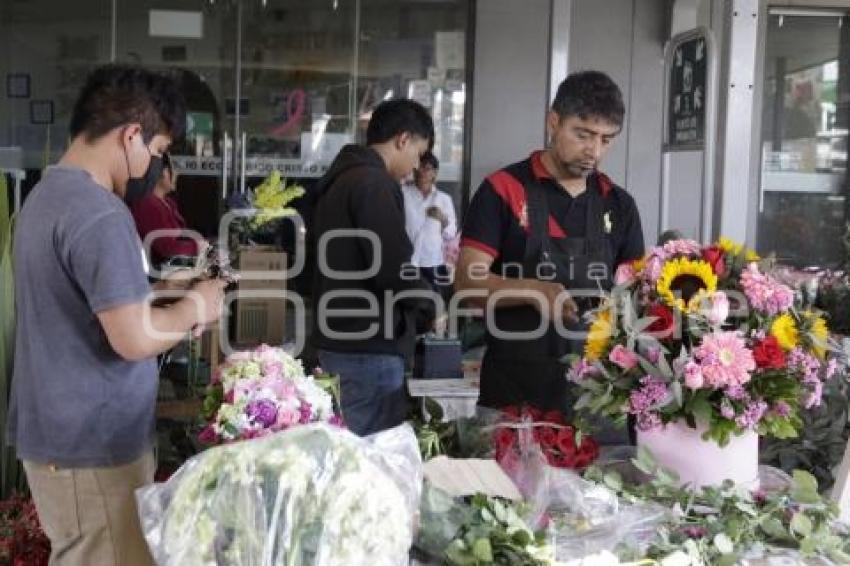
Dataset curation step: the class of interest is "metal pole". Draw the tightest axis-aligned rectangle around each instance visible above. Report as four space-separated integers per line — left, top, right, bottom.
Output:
110 0 117 61
233 0 243 192
349 0 361 138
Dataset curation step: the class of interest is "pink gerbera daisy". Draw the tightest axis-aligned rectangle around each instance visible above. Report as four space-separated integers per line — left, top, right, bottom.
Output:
693 331 756 389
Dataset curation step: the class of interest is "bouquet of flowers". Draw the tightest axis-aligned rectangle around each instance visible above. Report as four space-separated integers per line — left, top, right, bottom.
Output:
0 494 49 566
137 424 422 566
199 345 341 444
571 237 840 445
228 170 305 247
492 407 599 472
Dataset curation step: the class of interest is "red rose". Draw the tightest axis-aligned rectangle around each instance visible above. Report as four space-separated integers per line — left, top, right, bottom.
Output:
702 246 727 277
493 427 516 453
502 406 521 420
753 336 786 369
555 427 576 454
537 426 557 448
525 406 543 421
543 410 566 425
646 304 676 339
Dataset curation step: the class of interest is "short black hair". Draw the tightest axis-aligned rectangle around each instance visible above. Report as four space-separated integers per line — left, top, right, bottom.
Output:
161 152 174 177
420 151 439 170
366 99 434 147
69 65 186 143
552 71 625 128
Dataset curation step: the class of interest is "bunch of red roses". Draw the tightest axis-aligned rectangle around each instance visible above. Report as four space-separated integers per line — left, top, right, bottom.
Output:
0 494 49 566
492 406 599 472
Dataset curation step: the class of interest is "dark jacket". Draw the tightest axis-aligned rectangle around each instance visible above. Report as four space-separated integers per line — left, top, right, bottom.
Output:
310 145 434 357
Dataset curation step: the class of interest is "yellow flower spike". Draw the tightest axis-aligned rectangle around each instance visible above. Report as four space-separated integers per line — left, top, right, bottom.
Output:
770 314 799 351
717 236 745 256
656 258 718 314
584 309 613 361
802 311 829 359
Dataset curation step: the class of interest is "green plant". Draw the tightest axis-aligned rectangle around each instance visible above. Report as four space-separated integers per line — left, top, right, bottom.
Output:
761 374 850 491
586 448 850 564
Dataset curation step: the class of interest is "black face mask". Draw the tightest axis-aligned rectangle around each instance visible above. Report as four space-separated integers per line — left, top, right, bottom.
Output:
124 143 163 206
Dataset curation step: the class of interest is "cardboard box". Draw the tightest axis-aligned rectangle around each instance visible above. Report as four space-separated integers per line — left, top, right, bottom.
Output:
234 247 288 346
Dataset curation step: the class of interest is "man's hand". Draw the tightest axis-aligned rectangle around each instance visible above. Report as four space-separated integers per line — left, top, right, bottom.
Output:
188 278 229 326
426 206 449 228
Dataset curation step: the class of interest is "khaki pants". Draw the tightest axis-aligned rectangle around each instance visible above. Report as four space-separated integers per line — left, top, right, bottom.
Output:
23 452 155 566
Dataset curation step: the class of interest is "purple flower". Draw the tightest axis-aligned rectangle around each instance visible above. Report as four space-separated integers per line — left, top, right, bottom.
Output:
628 376 669 414
725 384 749 401
735 400 768 429
720 401 735 420
804 381 824 409
569 359 598 382
772 401 791 418
636 412 662 431
247 399 278 428
681 526 709 539
298 401 313 424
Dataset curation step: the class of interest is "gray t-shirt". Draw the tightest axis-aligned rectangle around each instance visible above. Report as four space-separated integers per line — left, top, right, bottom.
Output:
8 165 157 467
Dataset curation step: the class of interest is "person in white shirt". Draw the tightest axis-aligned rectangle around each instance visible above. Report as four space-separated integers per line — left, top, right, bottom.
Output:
402 152 457 297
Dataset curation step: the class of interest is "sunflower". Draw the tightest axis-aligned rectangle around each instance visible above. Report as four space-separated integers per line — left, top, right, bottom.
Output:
770 314 799 351
584 309 613 361
656 258 718 314
803 312 829 359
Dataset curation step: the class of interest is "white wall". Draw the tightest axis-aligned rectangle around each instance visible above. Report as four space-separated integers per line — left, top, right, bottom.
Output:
468 0 551 194
568 0 667 246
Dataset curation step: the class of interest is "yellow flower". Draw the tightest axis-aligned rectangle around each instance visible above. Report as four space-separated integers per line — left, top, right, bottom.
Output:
632 256 647 275
584 309 613 361
656 258 718 314
717 236 743 256
770 314 799 351
744 249 760 262
803 312 829 359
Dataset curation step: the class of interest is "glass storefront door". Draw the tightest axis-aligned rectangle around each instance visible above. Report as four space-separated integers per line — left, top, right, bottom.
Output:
1 0 470 236
757 9 850 267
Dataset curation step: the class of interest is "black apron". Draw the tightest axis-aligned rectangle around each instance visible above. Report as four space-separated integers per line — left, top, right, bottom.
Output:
479 177 614 414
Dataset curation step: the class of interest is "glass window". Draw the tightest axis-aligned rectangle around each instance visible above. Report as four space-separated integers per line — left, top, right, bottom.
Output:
0 1 112 170
758 11 849 267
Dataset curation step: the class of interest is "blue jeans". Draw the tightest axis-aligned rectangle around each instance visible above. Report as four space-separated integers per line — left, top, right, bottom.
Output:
317 350 407 436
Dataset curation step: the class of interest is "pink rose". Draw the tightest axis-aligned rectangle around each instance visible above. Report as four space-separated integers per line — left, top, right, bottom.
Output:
608 344 639 370
683 361 705 390
645 346 662 364
275 408 300 428
644 255 664 282
263 361 284 378
703 291 730 327
614 263 637 286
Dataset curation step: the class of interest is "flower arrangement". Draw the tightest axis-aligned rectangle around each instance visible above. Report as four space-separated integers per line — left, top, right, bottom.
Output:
586 450 850 565
228 170 304 247
199 345 341 444
572 237 840 445
138 424 421 566
0 494 50 566
492 407 600 472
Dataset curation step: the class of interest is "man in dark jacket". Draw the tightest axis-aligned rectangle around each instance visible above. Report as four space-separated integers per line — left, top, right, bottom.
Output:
311 98 436 435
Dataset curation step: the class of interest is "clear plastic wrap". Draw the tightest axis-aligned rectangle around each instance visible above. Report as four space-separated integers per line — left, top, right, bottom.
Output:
136 423 422 566
455 409 668 561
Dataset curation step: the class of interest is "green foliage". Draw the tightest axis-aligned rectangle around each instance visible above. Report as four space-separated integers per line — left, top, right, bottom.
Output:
585 452 850 564
416 486 551 565
761 376 850 490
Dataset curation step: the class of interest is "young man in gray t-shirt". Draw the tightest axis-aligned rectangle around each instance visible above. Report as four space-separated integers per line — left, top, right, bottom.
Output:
7 66 227 566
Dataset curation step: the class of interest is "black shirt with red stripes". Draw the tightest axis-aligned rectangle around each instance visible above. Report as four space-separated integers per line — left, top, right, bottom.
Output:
461 150 645 275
